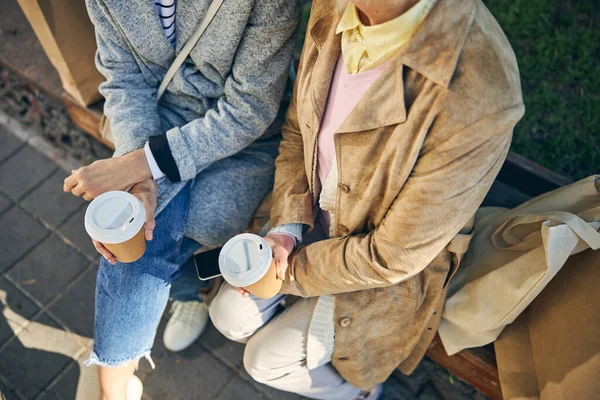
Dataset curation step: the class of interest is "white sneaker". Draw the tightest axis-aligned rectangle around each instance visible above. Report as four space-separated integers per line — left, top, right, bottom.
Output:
126 375 143 400
163 301 209 352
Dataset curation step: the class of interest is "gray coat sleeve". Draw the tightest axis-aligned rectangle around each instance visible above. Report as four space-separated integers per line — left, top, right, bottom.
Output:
160 0 299 181
86 0 162 157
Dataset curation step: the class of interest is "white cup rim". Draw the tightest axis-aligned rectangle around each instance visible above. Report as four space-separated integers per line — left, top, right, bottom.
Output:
84 191 146 244
219 233 273 287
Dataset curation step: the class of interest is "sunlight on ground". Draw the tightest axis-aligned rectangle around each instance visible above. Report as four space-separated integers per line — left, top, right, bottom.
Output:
1 289 99 399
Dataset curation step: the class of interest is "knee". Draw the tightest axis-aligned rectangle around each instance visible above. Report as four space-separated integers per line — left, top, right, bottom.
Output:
208 284 252 342
243 335 272 383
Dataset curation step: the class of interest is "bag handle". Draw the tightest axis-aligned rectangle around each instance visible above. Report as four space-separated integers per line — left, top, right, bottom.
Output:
156 0 225 100
492 207 600 251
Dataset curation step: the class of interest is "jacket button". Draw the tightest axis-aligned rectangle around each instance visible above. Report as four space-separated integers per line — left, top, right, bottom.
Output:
338 183 350 193
340 317 352 328
338 225 349 235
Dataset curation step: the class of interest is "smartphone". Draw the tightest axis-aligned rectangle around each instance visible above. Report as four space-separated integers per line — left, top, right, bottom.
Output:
193 247 223 281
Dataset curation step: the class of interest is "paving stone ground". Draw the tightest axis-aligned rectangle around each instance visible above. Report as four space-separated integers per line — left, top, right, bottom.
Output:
0 82 488 399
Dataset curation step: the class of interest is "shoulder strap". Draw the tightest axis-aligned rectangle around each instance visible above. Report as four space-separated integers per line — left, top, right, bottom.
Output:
156 0 225 100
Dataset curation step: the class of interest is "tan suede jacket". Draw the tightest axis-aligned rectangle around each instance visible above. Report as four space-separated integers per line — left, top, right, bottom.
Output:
270 0 524 389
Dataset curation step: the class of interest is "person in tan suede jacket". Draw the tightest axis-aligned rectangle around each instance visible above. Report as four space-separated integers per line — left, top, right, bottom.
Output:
210 0 524 396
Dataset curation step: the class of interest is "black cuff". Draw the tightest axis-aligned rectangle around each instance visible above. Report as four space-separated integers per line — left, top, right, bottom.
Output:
148 134 181 182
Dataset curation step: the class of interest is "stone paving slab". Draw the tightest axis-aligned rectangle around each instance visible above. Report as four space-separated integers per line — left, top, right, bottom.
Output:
391 358 436 394
217 376 268 400
0 277 39 347
200 323 246 369
0 194 12 215
0 206 48 272
21 170 84 229
48 266 96 339
0 314 77 399
244 371 305 400
37 363 81 400
7 235 89 306
0 373 19 400
143 344 236 400
0 146 56 200
57 207 97 259
0 124 24 163
419 385 445 400
381 376 416 399
390 358 489 400
37 341 98 400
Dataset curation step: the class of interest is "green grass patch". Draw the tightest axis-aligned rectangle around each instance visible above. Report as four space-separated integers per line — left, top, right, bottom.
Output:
484 0 599 179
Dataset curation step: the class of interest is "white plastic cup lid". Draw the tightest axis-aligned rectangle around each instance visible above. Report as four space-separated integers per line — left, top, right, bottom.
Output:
84 191 146 244
219 233 273 288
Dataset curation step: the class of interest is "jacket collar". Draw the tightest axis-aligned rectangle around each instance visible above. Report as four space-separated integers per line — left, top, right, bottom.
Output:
398 0 477 88
308 9 341 123
306 0 477 130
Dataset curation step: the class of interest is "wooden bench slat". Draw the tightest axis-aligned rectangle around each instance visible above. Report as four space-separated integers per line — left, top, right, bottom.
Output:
61 93 111 148
427 335 502 399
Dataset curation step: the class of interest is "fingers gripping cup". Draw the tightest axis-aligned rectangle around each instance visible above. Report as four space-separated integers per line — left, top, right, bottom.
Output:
84 191 146 263
219 233 282 299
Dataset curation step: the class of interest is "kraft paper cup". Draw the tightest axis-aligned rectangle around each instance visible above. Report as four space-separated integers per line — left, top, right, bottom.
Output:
84 191 146 263
219 233 282 299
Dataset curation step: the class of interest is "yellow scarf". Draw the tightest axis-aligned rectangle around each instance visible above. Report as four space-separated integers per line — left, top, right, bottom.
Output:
336 0 436 74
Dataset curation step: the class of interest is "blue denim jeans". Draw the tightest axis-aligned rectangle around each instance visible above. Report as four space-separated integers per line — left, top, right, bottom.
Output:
87 183 210 367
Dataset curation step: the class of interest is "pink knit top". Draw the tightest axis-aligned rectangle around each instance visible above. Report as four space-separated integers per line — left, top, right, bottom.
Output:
316 55 389 233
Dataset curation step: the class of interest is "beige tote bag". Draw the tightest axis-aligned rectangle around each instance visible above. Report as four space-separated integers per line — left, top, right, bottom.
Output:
494 248 600 400
438 175 600 355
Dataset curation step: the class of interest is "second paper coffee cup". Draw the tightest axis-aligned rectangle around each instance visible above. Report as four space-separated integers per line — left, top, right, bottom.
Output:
84 191 146 263
219 233 281 299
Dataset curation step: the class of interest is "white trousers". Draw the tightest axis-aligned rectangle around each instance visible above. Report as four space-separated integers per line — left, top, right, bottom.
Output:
209 283 361 400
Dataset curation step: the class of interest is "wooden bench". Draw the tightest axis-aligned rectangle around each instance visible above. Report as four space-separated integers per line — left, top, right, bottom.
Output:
0 2 574 397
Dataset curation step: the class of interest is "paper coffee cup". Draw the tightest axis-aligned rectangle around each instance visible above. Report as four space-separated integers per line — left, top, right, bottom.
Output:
84 191 146 263
219 233 282 299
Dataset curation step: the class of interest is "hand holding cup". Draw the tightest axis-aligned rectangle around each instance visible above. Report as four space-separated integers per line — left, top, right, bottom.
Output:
220 234 290 299
264 234 295 280
87 180 157 264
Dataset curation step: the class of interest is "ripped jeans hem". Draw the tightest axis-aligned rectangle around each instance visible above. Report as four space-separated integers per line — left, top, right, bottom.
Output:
84 349 155 370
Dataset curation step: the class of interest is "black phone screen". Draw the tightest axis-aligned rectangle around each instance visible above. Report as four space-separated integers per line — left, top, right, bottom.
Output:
193 247 222 280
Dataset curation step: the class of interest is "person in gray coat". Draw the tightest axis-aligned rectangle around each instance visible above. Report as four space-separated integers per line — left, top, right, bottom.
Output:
62 0 299 398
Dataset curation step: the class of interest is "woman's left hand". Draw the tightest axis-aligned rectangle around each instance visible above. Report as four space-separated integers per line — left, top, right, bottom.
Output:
233 234 294 298
63 149 151 201
264 233 295 280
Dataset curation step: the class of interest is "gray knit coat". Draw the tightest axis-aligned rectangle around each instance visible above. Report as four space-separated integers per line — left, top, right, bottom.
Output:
86 0 300 246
